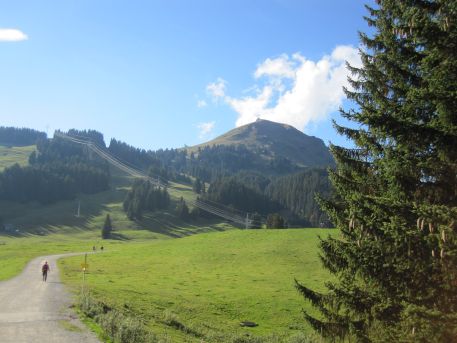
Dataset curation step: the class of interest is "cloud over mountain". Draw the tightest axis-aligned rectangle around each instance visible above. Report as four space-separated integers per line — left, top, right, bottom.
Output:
208 45 361 131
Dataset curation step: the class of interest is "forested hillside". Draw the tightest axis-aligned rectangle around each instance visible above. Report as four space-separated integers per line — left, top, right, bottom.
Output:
266 168 332 226
0 123 334 226
203 169 331 227
0 130 109 204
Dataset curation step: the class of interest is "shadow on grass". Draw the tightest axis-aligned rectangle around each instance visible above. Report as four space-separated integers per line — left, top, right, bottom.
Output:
108 232 131 241
0 167 237 239
134 211 237 238
0 184 127 237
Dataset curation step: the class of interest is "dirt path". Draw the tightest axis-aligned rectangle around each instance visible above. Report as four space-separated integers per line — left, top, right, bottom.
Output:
0 253 100 343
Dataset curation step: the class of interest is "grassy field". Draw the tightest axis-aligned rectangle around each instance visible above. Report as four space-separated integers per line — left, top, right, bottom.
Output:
59 229 335 342
0 144 35 171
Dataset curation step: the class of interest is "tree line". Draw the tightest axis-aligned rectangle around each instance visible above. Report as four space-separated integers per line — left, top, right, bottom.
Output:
123 179 170 220
0 127 46 146
201 169 331 227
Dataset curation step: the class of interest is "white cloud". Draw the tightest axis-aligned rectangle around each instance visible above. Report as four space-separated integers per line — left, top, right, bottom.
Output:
206 77 227 98
228 86 274 126
254 54 295 79
197 100 207 108
197 121 215 139
0 28 28 42
207 45 361 130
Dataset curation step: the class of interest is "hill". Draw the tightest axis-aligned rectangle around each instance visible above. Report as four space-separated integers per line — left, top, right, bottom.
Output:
191 119 334 168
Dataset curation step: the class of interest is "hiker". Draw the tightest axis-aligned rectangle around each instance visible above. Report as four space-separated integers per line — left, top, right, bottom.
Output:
42 261 50 282
92 245 96 252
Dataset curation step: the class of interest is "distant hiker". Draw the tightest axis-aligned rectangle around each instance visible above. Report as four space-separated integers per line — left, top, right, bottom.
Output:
100 246 104 252
92 246 96 252
42 261 50 282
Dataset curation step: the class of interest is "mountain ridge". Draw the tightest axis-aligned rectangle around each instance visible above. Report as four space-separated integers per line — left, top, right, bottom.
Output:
189 119 334 168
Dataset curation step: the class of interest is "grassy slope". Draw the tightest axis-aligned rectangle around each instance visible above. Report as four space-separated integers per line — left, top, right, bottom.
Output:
0 154 218 237
0 144 35 171
59 229 335 341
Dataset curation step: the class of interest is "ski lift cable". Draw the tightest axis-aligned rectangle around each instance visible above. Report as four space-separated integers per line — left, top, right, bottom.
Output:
189 200 245 223
65 133 258 224
56 131 260 226
56 131 263 220
54 131 159 176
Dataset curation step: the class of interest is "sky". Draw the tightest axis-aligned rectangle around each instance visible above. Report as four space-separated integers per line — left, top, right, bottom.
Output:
0 0 372 150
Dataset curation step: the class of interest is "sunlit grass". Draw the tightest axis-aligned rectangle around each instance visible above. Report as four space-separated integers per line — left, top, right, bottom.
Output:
59 228 335 341
0 144 35 171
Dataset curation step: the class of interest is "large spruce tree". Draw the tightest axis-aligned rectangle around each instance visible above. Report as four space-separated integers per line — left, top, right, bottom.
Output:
297 1 457 341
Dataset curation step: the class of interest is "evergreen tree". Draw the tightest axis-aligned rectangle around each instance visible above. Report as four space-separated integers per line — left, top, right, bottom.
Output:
102 214 112 239
123 180 170 220
250 212 263 229
297 1 457 342
193 178 202 194
175 197 189 220
266 213 285 229
201 181 206 194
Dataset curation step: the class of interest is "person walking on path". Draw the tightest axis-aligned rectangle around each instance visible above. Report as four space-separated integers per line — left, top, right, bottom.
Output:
42 261 50 282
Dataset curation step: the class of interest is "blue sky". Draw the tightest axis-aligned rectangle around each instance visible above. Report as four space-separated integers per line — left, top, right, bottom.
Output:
0 0 371 150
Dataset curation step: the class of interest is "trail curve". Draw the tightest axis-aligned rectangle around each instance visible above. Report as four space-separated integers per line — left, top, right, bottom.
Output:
0 253 100 343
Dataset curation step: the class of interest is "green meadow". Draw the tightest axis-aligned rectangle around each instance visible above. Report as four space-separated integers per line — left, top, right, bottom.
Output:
59 229 334 341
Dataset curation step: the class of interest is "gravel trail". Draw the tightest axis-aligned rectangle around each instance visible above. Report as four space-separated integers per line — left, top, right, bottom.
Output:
0 253 100 343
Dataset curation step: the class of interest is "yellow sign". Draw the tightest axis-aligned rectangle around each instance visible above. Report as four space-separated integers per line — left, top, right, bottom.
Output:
81 263 89 270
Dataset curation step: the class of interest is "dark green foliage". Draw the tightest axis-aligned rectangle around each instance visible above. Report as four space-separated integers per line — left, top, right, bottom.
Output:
266 213 285 229
0 163 79 203
297 1 457 342
193 178 203 194
205 176 281 215
175 197 190 220
0 127 46 146
67 129 106 148
35 135 88 163
201 170 330 226
186 144 300 182
123 180 170 220
109 139 190 185
265 168 332 227
249 212 263 229
109 138 158 170
102 214 112 239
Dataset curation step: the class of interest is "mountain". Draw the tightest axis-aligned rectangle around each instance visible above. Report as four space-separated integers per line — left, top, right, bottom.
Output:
191 119 334 168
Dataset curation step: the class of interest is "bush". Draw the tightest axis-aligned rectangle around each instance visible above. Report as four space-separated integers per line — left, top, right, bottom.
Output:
78 291 156 343
266 213 285 229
